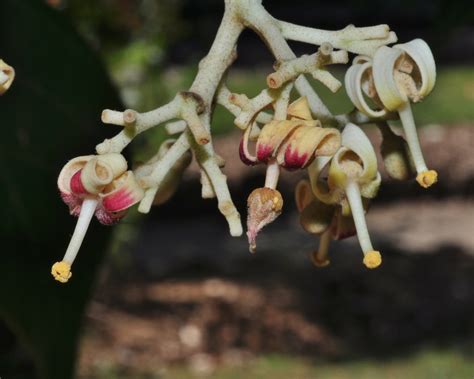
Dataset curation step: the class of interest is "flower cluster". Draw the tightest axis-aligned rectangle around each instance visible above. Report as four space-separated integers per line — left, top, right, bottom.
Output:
50 0 438 282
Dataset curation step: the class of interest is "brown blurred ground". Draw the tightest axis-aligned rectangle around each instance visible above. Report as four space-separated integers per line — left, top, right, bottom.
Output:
78 125 474 377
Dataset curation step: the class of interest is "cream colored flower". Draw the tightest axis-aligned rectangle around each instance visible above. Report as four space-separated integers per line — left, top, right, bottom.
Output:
345 39 437 188
52 153 144 283
243 97 341 252
303 124 382 269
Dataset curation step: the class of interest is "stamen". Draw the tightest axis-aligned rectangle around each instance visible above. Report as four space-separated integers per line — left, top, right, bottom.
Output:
51 198 99 283
311 229 331 267
398 102 438 188
264 159 281 189
345 181 381 269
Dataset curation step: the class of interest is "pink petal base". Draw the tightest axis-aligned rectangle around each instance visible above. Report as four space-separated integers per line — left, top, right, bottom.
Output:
95 207 126 225
239 139 258 166
60 191 82 217
70 169 88 195
256 144 273 163
102 188 135 213
283 148 308 170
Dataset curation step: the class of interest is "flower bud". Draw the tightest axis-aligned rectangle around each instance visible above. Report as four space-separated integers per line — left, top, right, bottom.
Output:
246 187 283 253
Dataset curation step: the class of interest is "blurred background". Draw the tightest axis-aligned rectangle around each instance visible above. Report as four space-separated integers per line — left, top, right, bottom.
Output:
0 0 473 378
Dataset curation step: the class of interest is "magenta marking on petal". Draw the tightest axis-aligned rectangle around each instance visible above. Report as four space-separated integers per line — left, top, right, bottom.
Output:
60 191 82 216
102 189 135 212
283 148 308 170
70 169 88 195
256 143 273 163
239 139 258 166
95 207 126 225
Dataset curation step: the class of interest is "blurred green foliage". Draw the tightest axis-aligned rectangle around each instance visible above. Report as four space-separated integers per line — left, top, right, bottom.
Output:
82 348 474 379
0 0 122 378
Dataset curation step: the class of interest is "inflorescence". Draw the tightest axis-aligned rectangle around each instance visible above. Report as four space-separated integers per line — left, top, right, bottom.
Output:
51 0 437 283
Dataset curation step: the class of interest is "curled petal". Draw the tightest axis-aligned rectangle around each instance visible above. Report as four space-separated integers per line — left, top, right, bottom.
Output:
58 155 95 195
287 97 312 120
101 171 145 213
308 157 341 205
256 120 301 163
295 179 314 212
238 122 259 166
329 124 378 189
0 60 15 95
95 153 128 179
372 46 407 111
345 62 387 118
299 199 333 235
81 153 128 194
81 158 114 194
360 172 381 199
277 125 340 169
394 39 436 100
246 187 283 253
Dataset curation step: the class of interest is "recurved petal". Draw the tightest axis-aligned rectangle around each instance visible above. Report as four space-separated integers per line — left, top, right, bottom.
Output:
394 39 436 100
256 120 301 163
95 153 128 179
360 172 381 199
277 125 340 169
287 97 312 120
299 199 334 235
372 46 407 111
307 157 341 205
101 171 145 213
81 157 115 195
345 62 387 118
329 124 378 188
58 155 95 195
295 179 314 212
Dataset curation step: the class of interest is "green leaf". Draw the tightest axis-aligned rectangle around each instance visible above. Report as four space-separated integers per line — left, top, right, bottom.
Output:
0 1 122 378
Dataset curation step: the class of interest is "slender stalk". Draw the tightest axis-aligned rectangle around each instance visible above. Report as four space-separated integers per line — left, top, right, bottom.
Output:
345 181 373 254
264 159 280 189
63 198 98 265
312 229 331 267
398 102 427 174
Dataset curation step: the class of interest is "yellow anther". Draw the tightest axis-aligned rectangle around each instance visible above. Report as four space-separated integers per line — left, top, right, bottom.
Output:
311 251 330 268
51 261 72 283
416 170 438 189
363 250 382 269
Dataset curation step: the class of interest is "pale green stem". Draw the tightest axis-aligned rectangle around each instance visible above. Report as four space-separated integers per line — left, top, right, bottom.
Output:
63 198 98 265
265 159 280 189
398 102 428 174
345 181 373 255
